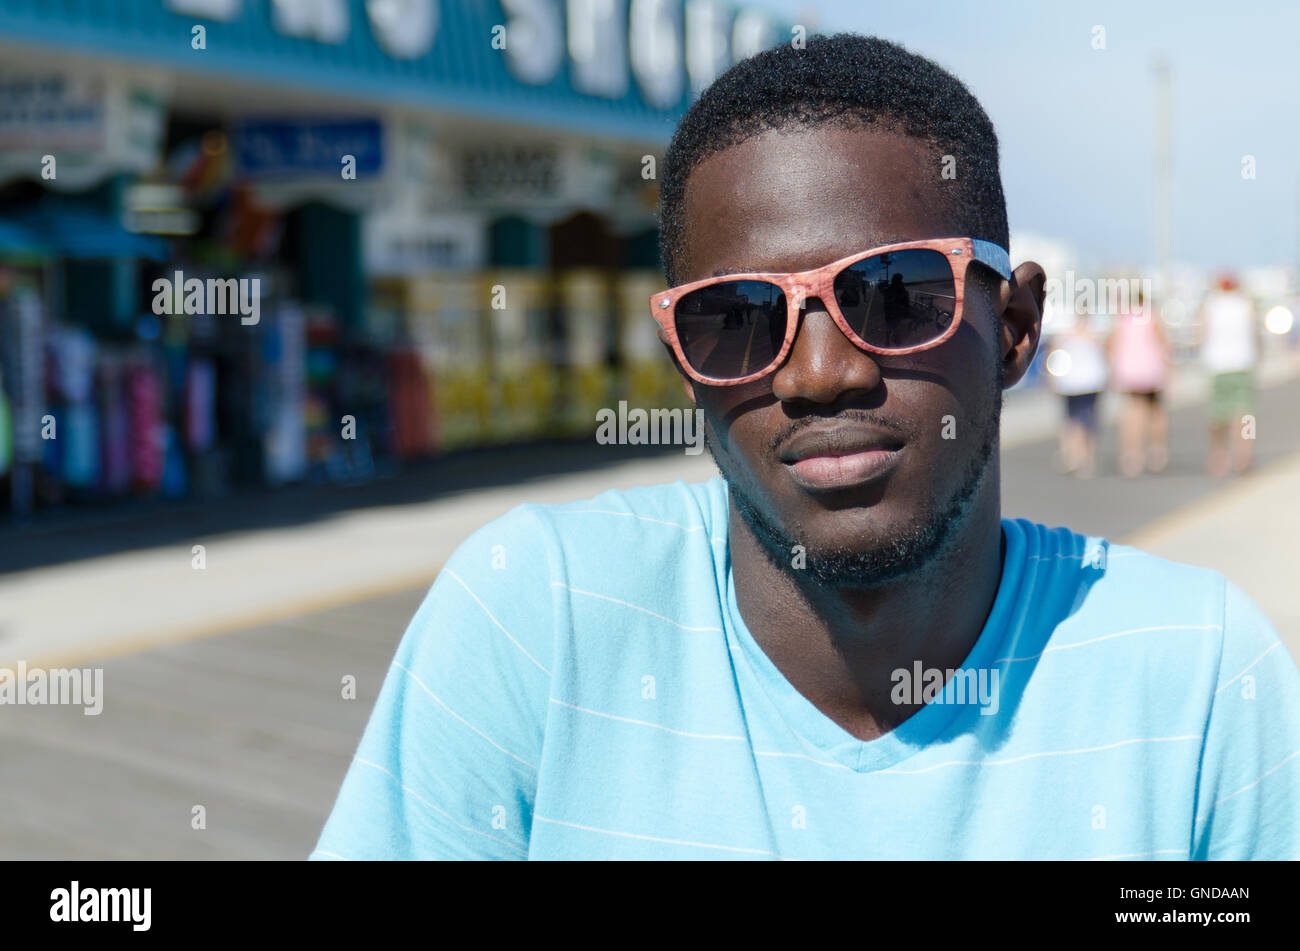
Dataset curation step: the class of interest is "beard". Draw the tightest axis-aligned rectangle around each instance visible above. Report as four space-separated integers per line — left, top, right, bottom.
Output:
712 362 1004 589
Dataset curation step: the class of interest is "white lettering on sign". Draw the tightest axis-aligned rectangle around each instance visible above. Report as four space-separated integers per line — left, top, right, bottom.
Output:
568 0 628 98
730 6 776 60
271 0 349 44
502 0 565 85
164 0 241 19
162 0 778 110
629 0 683 108
0 76 106 150
367 0 439 59
685 0 730 96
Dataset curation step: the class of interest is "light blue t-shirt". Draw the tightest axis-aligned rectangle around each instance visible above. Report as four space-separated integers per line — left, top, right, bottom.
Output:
312 477 1300 860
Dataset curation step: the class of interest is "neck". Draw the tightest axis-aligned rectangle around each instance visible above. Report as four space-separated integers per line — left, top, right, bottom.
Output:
729 478 1006 742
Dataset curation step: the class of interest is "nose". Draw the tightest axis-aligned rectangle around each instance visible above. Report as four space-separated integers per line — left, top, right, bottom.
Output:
769 295 883 404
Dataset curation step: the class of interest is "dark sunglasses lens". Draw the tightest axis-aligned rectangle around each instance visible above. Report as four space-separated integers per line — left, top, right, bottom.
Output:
832 249 956 349
674 281 787 380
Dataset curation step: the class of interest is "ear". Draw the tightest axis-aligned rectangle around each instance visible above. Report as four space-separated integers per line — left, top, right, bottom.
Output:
996 261 1045 390
657 326 698 404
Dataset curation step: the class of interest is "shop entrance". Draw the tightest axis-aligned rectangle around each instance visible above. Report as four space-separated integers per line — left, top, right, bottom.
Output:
548 211 623 433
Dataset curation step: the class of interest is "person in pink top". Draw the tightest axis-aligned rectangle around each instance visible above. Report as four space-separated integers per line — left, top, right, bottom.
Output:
1106 287 1170 477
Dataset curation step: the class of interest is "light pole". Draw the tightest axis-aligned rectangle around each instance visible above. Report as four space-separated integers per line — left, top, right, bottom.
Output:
1152 56 1173 319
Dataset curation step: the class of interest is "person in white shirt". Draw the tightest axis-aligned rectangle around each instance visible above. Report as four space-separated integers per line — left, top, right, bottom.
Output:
1199 276 1259 477
1046 313 1107 478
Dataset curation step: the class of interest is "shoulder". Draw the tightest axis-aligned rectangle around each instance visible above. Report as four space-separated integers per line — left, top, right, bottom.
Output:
1090 536 1277 658
1004 517 1236 663
446 476 724 549
999 519 1297 743
489 476 730 565
1008 516 1225 600
422 477 732 691
1012 518 1291 679
432 477 730 621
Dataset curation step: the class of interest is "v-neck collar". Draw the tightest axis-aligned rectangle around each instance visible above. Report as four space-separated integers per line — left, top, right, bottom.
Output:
721 515 1025 773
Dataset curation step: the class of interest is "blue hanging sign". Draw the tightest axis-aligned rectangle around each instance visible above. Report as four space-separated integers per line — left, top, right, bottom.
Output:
234 118 383 178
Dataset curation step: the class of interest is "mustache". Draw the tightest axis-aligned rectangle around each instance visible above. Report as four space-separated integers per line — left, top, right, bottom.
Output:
764 410 910 457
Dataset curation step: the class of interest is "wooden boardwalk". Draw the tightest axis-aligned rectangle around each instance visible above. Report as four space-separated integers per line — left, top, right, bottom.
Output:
0 587 422 859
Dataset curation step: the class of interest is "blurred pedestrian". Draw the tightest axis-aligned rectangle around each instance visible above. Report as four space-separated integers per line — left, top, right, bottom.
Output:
1107 287 1170 477
1046 314 1107 478
1199 275 1259 477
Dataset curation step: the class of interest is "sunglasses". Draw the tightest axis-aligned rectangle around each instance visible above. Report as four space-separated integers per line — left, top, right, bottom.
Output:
649 237 1012 385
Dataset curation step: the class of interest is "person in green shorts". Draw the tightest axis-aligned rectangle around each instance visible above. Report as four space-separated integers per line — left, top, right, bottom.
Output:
1209 370 1254 425
1199 276 1259 476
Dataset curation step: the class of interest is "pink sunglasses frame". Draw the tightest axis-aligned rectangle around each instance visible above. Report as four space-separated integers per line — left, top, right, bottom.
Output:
649 236 1012 386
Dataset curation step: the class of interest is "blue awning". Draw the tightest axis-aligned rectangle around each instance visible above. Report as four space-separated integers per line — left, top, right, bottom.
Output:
13 204 169 261
0 1 796 146
0 217 49 257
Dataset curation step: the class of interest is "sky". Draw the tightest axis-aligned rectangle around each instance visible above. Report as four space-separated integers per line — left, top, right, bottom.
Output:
741 0 1300 273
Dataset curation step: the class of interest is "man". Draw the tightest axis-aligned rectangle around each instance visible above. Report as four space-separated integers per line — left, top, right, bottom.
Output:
313 34 1299 860
1199 275 1260 477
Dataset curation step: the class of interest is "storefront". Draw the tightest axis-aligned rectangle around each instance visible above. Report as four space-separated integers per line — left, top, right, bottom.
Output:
0 0 793 515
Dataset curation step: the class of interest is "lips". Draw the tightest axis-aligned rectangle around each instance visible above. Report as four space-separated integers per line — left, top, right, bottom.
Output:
778 424 904 491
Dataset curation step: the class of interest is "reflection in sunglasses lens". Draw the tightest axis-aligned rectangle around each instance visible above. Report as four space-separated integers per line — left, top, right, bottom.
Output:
833 249 956 349
675 280 787 380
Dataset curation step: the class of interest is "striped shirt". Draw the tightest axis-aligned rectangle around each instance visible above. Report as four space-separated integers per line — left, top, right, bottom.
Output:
311 477 1300 860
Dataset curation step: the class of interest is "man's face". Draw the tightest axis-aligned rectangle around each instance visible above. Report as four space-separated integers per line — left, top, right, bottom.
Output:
673 123 1007 586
